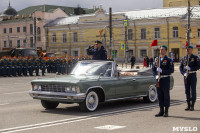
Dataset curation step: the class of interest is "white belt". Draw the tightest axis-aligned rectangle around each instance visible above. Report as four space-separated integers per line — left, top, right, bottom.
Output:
188 71 196 74
156 75 169 79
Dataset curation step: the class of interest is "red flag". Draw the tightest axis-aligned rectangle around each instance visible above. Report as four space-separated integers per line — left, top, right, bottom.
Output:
196 45 200 48
99 29 104 35
185 41 189 47
151 40 157 47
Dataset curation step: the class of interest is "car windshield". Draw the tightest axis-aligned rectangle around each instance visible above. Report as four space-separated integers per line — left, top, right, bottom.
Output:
71 61 112 77
24 49 37 57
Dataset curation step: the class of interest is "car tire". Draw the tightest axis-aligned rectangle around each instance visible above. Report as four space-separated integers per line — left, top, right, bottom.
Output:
79 90 99 112
41 100 59 109
143 85 157 103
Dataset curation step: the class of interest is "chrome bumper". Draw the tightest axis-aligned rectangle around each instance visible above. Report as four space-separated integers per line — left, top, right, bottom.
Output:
29 91 86 101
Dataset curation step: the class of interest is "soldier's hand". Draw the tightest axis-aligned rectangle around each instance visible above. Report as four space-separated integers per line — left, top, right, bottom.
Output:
185 66 191 71
157 67 162 73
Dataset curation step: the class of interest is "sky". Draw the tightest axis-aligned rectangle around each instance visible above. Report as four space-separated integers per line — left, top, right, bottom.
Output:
0 0 163 13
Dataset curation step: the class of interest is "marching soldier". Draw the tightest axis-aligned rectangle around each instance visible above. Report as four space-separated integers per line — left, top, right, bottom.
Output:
35 57 40 76
1 57 7 77
7 57 12 77
23 57 29 76
40 58 46 76
56 58 61 75
180 45 200 111
152 45 174 117
46 58 50 73
28 57 34 76
17 57 23 76
12 57 17 77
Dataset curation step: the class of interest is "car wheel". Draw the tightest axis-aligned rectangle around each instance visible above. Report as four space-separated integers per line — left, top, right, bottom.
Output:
79 90 99 112
143 85 157 103
41 100 59 109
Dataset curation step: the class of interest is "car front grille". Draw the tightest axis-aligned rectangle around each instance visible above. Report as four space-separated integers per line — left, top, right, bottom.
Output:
41 85 65 92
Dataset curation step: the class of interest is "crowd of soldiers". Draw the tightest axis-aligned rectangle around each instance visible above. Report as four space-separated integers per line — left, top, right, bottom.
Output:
0 55 113 77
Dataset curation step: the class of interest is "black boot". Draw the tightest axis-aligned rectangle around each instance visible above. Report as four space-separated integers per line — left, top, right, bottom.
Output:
164 107 169 117
185 101 190 111
155 106 164 117
190 101 195 111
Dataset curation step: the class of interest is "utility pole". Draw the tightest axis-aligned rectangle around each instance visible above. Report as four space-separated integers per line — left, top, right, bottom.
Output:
124 16 128 67
109 8 112 57
187 0 191 45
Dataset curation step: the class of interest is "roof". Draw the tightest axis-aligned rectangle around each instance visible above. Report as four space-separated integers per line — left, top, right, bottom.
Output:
0 4 17 17
114 6 200 20
17 4 97 16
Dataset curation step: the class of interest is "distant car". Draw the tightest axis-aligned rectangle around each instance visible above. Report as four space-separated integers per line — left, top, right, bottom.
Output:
29 60 174 112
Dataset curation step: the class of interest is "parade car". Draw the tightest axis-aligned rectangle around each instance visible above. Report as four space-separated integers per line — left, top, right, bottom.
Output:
29 60 174 112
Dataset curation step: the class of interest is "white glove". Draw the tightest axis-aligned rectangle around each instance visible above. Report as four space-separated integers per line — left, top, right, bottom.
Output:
184 73 187 77
185 66 191 71
157 67 162 73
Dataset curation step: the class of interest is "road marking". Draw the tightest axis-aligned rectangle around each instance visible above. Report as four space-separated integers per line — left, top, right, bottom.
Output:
95 125 126 130
0 100 185 133
0 103 9 106
2 91 28 95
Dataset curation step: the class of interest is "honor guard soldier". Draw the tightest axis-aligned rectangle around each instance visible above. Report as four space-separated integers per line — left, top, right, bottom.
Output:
56 58 61 75
1 57 7 77
152 45 174 117
28 57 34 76
7 57 12 77
46 58 50 73
180 45 200 111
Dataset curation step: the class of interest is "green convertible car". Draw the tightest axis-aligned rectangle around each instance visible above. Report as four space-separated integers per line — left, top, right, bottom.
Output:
29 60 174 112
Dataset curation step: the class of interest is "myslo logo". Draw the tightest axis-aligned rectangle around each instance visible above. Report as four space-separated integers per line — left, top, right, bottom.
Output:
173 127 198 132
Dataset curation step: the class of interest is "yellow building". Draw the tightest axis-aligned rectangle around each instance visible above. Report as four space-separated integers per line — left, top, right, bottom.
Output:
164 0 200 8
45 6 200 62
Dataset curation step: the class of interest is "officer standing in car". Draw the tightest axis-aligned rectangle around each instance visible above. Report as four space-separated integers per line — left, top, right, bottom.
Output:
87 40 107 60
152 45 174 117
180 45 200 111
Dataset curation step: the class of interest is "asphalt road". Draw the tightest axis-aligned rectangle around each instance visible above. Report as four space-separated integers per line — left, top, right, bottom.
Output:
0 67 200 133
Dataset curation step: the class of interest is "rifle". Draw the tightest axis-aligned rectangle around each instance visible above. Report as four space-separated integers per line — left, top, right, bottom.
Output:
185 48 189 84
157 56 161 88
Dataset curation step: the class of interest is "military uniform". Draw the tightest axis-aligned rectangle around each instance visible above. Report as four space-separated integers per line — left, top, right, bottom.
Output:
23 58 29 76
35 58 40 76
12 58 17 77
180 54 200 111
152 55 174 117
40 58 46 76
17 58 23 76
28 58 34 76
92 46 107 60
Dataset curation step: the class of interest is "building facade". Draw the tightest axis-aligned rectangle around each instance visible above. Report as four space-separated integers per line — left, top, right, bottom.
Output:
45 7 200 61
163 0 200 8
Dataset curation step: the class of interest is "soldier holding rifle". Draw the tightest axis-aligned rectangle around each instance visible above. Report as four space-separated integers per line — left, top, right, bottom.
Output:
180 45 200 111
153 45 174 117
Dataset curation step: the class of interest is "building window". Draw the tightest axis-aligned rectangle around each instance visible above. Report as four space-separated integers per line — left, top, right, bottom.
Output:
3 28 6 34
9 28 12 33
128 29 133 40
17 27 20 33
173 27 178 38
30 37 33 48
73 32 78 42
9 40 12 48
140 49 147 58
52 33 57 43
23 26 27 32
30 24 33 34
198 29 200 38
3 41 7 48
198 48 200 55
37 27 41 41
141 28 146 39
154 28 160 39
62 33 67 43
17 40 20 48
72 51 78 57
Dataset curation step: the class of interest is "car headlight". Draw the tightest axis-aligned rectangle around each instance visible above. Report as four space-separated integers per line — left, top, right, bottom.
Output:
75 86 80 93
65 86 80 93
33 85 38 91
65 86 71 93
72 86 76 92
38 85 41 91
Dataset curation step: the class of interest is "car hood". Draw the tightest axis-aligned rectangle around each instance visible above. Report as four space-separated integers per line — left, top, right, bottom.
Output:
31 75 99 84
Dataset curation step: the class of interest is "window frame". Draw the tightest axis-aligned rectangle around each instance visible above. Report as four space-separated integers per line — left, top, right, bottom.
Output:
154 27 160 39
127 29 133 40
173 27 179 38
141 28 146 40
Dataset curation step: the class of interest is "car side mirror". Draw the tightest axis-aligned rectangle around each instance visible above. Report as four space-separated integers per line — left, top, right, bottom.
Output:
98 73 104 80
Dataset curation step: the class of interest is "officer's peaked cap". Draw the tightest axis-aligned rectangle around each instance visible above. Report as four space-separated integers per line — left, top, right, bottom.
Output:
188 45 193 49
95 40 102 44
160 45 167 50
